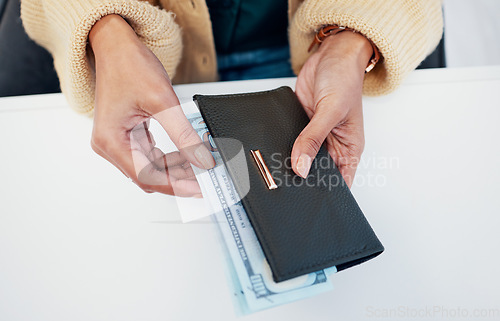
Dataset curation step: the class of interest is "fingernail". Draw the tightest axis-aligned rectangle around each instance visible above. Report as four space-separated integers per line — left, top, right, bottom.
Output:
296 154 312 178
194 145 215 169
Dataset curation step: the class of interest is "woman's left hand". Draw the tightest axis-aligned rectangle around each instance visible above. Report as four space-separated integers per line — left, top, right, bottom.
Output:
292 31 374 188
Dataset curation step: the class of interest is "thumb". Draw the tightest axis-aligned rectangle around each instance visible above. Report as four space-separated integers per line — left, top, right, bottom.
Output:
291 104 346 178
152 98 215 170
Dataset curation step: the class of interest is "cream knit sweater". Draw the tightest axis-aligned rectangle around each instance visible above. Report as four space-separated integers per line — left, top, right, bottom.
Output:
20 0 443 115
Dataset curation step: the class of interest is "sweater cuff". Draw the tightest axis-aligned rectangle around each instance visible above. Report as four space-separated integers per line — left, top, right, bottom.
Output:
21 0 182 114
289 0 443 96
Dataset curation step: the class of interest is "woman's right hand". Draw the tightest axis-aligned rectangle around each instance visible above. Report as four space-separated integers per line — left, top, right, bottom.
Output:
89 14 215 196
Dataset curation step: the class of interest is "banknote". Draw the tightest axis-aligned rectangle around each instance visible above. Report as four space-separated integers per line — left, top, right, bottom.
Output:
186 109 336 313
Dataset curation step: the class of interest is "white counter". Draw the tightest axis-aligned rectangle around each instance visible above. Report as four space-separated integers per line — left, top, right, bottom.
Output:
1 66 499 320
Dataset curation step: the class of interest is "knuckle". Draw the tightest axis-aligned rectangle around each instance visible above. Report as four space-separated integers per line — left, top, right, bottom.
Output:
149 91 169 108
359 139 365 154
176 125 198 148
147 89 174 112
331 109 347 123
90 140 102 155
298 134 323 154
91 131 108 152
135 181 150 192
352 136 365 157
140 185 155 193
345 146 364 169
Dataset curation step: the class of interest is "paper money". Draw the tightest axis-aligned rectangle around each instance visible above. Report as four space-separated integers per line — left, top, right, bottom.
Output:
187 110 336 313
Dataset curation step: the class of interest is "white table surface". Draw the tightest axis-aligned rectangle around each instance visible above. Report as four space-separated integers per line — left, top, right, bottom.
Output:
1 66 499 321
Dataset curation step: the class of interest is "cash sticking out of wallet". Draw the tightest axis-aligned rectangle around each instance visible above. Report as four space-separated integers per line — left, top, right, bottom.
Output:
183 104 336 314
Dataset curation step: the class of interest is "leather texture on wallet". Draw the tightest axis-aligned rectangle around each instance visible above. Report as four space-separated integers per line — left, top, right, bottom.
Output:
194 87 384 282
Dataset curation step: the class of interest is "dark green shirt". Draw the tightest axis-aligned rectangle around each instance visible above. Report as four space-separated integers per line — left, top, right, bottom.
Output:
206 0 288 54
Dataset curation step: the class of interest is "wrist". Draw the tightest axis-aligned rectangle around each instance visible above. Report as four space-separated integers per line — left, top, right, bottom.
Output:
89 14 138 60
319 31 373 73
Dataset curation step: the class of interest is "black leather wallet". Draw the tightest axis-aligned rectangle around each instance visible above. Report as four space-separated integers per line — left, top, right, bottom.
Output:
194 86 384 282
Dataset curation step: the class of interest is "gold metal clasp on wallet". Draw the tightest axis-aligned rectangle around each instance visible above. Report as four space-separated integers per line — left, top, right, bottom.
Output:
250 150 278 190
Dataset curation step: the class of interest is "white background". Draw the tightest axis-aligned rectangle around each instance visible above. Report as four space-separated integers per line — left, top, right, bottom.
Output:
444 0 500 67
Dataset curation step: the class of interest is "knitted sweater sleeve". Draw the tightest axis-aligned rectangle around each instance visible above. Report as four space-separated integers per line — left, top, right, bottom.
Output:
289 0 444 96
20 0 182 115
